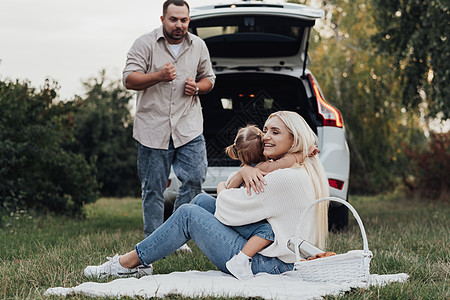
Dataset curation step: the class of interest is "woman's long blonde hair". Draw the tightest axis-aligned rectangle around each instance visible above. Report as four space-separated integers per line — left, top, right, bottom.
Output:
266 111 329 249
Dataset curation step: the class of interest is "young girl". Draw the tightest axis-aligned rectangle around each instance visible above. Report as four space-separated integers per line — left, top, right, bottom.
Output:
221 124 315 280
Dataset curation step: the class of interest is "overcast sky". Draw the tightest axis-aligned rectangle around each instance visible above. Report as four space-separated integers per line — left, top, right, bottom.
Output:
0 0 226 100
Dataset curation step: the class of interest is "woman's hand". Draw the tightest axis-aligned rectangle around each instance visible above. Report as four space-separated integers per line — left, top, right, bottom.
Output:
308 145 319 157
239 165 267 196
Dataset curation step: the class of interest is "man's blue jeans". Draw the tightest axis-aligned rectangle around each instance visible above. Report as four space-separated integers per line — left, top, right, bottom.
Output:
135 193 294 275
137 135 207 237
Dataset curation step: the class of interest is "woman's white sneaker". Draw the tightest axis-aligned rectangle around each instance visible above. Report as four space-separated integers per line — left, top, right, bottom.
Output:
84 254 153 278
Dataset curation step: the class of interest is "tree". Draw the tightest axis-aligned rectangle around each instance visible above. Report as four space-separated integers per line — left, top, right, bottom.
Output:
67 71 140 197
0 79 98 220
372 0 450 120
289 0 427 193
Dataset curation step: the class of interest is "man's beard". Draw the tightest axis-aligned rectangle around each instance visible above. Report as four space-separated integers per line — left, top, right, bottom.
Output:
164 27 186 41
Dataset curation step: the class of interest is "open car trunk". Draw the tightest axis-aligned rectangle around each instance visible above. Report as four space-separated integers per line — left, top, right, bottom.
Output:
189 13 316 70
200 73 317 167
189 3 325 167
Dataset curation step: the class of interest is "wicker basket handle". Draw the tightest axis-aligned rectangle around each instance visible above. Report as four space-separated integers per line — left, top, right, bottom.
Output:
294 196 369 262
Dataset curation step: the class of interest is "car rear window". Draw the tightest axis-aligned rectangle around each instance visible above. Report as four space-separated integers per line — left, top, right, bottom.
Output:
200 73 316 166
189 15 314 58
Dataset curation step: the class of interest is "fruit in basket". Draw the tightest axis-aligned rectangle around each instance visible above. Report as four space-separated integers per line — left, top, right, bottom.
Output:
306 251 337 260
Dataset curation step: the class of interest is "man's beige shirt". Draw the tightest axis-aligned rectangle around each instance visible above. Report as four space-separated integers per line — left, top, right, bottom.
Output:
123 26 216 149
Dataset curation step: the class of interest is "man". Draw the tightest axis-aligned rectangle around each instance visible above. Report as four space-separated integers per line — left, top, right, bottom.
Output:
123 0 215 239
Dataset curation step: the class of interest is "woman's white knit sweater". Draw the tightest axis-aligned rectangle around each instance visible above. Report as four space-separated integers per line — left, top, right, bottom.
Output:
214 166 317 263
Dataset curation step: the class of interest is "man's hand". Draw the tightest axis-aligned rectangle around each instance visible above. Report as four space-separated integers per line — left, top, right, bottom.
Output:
185 78 198 96
159 62 176 82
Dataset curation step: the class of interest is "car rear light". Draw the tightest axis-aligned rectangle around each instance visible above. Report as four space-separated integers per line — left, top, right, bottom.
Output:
308 74 343 128
328 179 344 190
167 179 172 188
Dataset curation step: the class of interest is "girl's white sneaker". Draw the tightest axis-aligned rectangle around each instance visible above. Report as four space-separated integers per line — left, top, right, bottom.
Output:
226 254 254 280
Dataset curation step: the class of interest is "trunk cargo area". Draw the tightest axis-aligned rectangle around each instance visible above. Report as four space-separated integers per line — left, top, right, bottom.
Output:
200 73 317 166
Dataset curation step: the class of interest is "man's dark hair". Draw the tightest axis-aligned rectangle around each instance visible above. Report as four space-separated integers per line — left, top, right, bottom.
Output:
163 0 190 16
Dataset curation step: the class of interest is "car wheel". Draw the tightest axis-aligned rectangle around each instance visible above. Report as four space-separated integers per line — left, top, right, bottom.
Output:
328 195 349 232
164 199 174 221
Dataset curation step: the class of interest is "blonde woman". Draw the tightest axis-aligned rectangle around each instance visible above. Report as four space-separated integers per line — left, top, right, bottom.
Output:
224 111 329 250
84 111 329 280
221 124 317 279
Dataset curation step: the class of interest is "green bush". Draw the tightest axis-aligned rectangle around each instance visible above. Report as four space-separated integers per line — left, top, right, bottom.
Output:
67 72 140 197
0 79 98 221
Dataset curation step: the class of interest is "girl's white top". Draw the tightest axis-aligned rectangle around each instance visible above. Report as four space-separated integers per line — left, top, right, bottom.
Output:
215 167 316 263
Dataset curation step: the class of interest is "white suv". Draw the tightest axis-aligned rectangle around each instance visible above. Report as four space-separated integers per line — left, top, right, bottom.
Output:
164 1 350 231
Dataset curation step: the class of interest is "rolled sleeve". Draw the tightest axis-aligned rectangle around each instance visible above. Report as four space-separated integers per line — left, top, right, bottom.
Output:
196 41 216 91
122 36 153 86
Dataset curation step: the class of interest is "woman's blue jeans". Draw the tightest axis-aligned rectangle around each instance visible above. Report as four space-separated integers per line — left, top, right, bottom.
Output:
135 193 294 275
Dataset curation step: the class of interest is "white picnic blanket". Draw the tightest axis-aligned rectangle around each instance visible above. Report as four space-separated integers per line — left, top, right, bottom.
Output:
44 270 409 299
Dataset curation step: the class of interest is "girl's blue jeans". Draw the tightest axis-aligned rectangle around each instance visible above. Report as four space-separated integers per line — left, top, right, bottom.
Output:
135 193 293 275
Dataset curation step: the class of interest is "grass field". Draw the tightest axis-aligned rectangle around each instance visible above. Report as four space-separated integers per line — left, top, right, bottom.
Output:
1 192 448 299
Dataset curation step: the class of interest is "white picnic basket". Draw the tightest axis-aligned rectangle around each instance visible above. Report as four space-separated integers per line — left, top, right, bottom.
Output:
293 197 372 285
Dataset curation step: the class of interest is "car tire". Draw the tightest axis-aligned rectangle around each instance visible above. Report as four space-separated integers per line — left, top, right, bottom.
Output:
328 196 349 232
164 199 174 221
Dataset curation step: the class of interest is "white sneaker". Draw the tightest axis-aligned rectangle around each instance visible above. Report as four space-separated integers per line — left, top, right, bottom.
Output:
176 243 192 253
226 254 254 280
84 254 153 278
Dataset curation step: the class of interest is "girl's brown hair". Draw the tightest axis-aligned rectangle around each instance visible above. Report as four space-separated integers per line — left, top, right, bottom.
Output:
225 125 266 166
